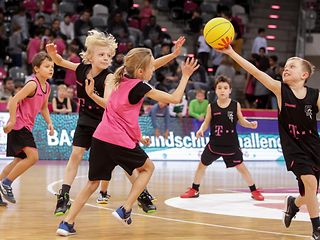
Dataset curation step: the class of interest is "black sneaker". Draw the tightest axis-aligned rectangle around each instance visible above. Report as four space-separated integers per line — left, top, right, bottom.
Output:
137 191 156 213
0 194 7 207
312 226 320 240
0 181 16 203
144 189 156 202
283 196 299 228
54 190 71 216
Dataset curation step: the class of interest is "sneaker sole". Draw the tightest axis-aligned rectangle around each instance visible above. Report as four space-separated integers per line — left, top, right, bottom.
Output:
96 200 108 204
54 211 67 217
180 194 199 198
138 203 157 213
56 228 76 236
0 186 16 204
282 196 290 228
0 202 7 207
112 211 131 226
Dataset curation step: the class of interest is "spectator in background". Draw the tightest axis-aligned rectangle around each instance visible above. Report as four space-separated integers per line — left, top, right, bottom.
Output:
8 23 25 67
150 102 170 139
143 16 163 48
197 25 211 70
0 77 15 101
221 10 243 73
60 14 74 43
139 0 154 29
11 7 29 40
6 82 24 110
251 28 268 55
52 84 72 114
26 28 42 75
210 48 223 75
110 52 124 72
74 9 93 47
64 46 81 86
215 55 236 97
188 88 209 133
108 10 130 43
66 86 78 113
29 15 46 38
169 93 188 118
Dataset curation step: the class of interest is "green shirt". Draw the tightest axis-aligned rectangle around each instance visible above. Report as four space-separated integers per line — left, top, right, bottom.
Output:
188 99 209 119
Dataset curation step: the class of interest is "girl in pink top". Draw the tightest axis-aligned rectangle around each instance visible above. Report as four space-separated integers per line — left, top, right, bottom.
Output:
56 46 199 235
0 52 54 205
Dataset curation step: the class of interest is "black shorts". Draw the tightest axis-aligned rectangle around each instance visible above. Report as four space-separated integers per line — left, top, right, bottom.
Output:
201 145 243 168
88 137 149 181
291 163 320 196
6 127 37 159
72 125 96 150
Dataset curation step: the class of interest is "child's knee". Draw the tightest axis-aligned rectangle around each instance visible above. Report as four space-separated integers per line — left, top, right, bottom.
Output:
88 181 99 191
301 175 318 191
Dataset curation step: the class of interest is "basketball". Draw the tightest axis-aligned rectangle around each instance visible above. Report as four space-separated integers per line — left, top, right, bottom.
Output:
203 17 235 49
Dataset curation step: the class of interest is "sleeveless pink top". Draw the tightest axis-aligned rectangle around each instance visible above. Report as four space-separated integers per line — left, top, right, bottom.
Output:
93 77 143 149
14 77 50 131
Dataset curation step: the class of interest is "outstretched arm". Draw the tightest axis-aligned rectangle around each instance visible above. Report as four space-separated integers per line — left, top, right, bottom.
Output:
146 58 199 103
220 46 281 97
46 43 79 71
154 36 185 70
237 102 257 129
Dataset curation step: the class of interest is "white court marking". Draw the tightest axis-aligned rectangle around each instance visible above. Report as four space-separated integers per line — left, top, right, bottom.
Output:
47 177 309 238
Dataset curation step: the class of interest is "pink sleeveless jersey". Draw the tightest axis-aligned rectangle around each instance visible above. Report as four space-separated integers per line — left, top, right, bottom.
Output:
93 76 143 149
14 78 50 131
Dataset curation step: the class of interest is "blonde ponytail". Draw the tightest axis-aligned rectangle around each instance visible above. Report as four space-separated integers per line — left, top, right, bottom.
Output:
113 65 126 87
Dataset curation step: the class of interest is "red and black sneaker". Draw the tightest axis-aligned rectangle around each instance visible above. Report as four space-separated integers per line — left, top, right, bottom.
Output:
251 189 264 201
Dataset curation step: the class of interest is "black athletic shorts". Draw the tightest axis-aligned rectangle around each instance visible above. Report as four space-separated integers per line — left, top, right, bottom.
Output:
291 163 320 196
201 144 243 168
88 137 149 181
6 127 37 159
72 125 96 150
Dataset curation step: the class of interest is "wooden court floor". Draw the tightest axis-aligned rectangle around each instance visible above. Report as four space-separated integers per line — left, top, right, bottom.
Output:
0 160 313 239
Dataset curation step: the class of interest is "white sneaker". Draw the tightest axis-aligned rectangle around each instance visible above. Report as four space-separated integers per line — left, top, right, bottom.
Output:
96 191 110 204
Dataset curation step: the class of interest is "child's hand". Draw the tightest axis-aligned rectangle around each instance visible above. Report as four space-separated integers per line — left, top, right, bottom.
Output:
198 115 204 121
48 123 54 136
140 136 151 146
250 121 258 129
196 129 204 139
215 44 234 55
85 77 95 97
181 58 199 78
3 120 14 134
172 36 186 57
46 43 57 56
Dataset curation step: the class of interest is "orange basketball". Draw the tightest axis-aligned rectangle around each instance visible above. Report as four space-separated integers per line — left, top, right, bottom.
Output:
203 17 235 49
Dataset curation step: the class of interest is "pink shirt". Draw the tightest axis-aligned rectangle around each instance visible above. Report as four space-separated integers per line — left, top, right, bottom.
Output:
27 37 41 64
93 77 143 149
14 77 50 131
64 54 80 86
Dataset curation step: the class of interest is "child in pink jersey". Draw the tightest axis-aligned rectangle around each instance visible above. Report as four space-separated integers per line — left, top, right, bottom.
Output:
0 52 54 205
56 48 199 236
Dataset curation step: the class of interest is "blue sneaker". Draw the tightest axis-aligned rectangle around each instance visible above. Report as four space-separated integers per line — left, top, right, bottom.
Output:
0 181 15 203
112 206 132 226
56 221 76 236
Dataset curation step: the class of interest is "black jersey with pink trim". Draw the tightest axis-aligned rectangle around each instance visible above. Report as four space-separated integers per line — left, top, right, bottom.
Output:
209 100 239 153
279 83 320 170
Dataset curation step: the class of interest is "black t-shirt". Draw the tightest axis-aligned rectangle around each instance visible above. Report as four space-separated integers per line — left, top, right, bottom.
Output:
279 83 320 170
128 81 152 104
54 97 68 110
75 63 112 128
209 100 239 153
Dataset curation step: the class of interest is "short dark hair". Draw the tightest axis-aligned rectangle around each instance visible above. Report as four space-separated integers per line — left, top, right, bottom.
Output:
32 51 52 73
258 28 265 34
214 75 232 89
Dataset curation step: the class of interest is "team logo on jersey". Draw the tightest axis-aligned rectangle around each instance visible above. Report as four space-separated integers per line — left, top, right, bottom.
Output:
304 105 312 119
227 111 234 122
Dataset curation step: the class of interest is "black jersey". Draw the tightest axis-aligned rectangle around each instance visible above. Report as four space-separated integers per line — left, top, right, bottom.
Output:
54 97 68 110
279 83 320 170
209 100 239 153
75 63 112 128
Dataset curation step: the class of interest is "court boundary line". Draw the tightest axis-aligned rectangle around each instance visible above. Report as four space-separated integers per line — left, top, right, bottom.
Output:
47 177 309 239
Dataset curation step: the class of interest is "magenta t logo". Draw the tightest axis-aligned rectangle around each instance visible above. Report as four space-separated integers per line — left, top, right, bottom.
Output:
215 125 223 136
288 124 298 138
